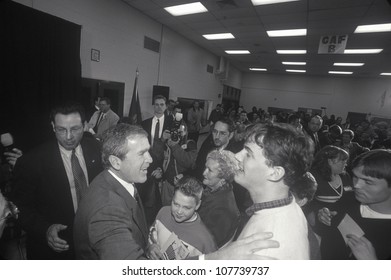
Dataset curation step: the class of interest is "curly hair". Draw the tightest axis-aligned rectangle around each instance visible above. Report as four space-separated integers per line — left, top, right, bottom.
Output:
206 150 239 183
245 123 315 194
310 145 349 181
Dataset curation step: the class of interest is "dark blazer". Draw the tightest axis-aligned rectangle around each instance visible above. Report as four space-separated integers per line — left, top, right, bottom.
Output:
12 137 102 259
73 170 148 259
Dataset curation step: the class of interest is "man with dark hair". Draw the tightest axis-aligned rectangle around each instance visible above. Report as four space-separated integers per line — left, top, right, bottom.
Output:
12 102 102 259
235 123 315 259
88 96 119 139
317 149 391 259
141 95 173 226
304 115 323 154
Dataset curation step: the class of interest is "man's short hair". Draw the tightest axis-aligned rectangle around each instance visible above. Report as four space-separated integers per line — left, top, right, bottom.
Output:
351 149 391 188
50 102 86 124
174 176 203 204
206 150 238 183
100 97 111 105
310 114 323 123
101 124 148 169
245 123 314 193
216 116 235 133
153 95 167 104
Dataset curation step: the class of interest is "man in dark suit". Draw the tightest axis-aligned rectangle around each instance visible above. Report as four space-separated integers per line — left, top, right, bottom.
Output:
88 97 119 139
73 124 280 260
74 124 151 259
12 102 102 259
140 95 172 226
304 115 323 155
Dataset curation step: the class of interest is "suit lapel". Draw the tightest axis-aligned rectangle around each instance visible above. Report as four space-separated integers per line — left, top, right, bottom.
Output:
102 171 148 245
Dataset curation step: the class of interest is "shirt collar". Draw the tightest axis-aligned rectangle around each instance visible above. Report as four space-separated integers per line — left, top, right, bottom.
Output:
245 192 294 217
108 169 135 197
58 143 82 157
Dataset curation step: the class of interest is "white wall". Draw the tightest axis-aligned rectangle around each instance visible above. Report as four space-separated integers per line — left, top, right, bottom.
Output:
241 73 391 120
12 0 240 119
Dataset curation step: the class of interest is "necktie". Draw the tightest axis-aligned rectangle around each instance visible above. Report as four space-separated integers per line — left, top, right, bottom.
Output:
153 118 160 146
71 149 88 203
94 112 103 133
133 188 148 244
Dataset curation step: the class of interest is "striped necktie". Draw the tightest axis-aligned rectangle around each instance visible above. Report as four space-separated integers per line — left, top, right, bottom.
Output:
71 149 88 202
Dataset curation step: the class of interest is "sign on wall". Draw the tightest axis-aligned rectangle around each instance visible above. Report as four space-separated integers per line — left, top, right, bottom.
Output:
318 35 348 54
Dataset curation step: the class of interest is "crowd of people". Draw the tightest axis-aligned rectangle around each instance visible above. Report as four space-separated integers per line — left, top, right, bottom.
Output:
0 97 390 260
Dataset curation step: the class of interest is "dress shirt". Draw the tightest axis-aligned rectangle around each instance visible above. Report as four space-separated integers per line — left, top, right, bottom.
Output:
108 170 136 198
58 144 89 212
151 115 164 140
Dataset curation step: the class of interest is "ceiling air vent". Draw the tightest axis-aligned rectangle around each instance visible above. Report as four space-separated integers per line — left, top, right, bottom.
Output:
144 36 160 53
216 0 238 8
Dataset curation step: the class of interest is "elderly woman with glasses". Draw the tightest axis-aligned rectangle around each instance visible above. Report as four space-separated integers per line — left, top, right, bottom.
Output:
198 150 240 248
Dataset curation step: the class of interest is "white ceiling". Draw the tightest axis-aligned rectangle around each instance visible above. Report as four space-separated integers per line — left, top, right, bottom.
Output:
122 0 391 77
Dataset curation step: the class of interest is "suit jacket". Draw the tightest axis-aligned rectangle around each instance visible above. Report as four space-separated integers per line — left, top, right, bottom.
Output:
89 109 119 138
12 137 102 259
73 170 148 259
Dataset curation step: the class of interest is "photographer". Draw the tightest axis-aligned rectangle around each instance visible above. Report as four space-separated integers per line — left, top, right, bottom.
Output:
161 106 198 206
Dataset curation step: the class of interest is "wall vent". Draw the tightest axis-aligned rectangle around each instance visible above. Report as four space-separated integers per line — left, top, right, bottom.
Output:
144 36 160 53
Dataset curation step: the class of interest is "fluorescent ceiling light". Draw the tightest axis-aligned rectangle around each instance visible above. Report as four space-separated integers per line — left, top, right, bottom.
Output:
267 29 306 37
250 68 267 71
252 0 300 6
277 50 306 54
282 61 306 65
344 49 383 54
225 50 250 54
164 2 207 16
203 33 234 40
354 23 391 33
286 69 306 73
380 73 391 76
329 71 353 75
333 63 364 67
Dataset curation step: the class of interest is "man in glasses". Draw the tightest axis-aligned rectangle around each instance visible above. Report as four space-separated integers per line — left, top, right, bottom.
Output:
12 102 102 259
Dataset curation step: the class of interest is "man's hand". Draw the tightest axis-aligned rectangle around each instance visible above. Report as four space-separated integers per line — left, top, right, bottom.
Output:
167 138 179 147
162 130 171 142
46 224 69 252
317 207 337 226
346 234 377 260
147 244 164 260
4 148 23 167
205 232 279 260
151 168 163 179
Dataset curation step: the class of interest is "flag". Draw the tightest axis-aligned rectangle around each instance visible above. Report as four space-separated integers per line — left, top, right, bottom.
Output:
129 69 142 124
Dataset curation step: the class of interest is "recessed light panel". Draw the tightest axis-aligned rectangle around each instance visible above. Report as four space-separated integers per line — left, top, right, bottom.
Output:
329 71 353 74
267 29 306 37
225 50 250 54
250 68 267 71
286 69 306 73
354 23 391 33
333 63 364 66
164 2 208 16
282 62 306 65
252 0 300 6
277 50 306 54
380 73 391 76
203 33 235 40
344 49 383 54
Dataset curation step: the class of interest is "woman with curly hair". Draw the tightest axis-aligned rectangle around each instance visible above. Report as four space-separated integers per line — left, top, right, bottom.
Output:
198 150 240 248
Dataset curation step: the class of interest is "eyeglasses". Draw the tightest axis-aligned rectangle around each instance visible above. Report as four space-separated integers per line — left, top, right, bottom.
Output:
54 126 83 135
0 201 19 222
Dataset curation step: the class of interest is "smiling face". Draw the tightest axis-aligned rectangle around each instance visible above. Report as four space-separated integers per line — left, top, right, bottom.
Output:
352 166 391 206
234 141 273 191
117 136 152 184
329 157 348 175
171 190 200 223
203 158 222 190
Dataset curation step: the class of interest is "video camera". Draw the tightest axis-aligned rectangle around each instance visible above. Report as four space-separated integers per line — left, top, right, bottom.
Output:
169 113 185 142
